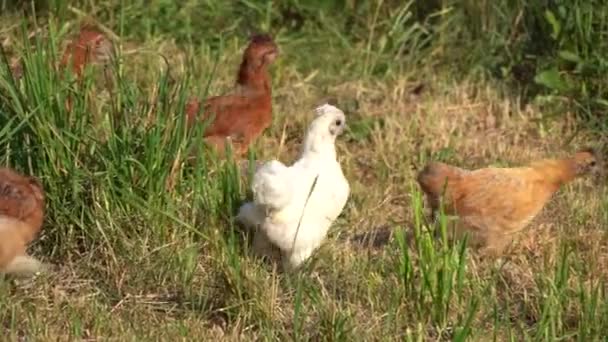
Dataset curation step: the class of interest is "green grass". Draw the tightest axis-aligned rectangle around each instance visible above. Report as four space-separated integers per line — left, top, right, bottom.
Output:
1 0 607 340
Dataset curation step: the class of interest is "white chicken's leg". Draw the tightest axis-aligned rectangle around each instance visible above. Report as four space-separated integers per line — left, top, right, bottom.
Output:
283 246 316 271
252 229 275 258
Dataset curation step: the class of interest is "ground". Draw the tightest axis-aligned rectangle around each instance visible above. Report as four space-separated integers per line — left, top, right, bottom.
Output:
1 3 607 341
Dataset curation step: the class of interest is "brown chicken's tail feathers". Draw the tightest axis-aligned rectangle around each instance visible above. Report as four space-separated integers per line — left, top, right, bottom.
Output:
1 255 45 277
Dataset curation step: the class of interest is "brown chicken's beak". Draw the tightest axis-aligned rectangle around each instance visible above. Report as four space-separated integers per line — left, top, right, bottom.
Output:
594 163 606 182
593 150 606 179
588 158 606 186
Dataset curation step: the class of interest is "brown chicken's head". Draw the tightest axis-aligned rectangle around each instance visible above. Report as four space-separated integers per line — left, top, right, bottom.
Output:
61 25 114 76
80 26 113 61
0 168 45 221
25 176 45 205
573 148 602 177
244 34 279 68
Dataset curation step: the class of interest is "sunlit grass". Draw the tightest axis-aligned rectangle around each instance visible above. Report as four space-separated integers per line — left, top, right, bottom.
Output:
0 0 607 340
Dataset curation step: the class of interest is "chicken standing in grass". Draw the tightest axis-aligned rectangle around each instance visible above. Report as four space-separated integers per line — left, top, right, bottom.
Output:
9 24 113 82
59 24 114 113
185 34 279 157
59 24 113 79
237 104 350 270
416 149 602 255
0 168 46 277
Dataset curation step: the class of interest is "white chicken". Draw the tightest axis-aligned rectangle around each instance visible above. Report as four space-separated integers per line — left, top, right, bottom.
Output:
237 104 350 270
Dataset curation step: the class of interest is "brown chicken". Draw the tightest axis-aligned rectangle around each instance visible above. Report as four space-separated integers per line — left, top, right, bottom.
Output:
417 149 601 255
185 34 279 157
7 24 112 83
58 24 114 114
0 168 46 276
59 24 113 78
9 57 24 80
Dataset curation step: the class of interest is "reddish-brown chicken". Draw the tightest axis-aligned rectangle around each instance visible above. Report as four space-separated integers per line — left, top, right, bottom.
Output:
9 57 24 80
185 34 279 157
8 24 112 81
0 168 46 276
59 24 113 78
417 149 601 255
58 24 113 113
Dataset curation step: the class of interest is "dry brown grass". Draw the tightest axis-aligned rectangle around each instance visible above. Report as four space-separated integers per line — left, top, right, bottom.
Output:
1 10 607 340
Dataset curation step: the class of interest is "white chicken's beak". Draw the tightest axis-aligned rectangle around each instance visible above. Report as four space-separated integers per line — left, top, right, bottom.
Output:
331 122 346 136
337 123 347 136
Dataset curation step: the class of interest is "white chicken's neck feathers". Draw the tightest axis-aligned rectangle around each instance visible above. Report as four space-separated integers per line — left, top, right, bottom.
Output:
299 143 337 160
299 128 337 160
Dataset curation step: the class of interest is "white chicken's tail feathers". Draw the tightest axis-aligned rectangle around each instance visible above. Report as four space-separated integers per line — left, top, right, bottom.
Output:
236 202 265 227
251 160 293 211
2 255 44 277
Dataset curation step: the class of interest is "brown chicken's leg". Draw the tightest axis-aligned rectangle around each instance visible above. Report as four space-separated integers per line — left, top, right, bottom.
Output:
252 229 282 263
478 233 513 257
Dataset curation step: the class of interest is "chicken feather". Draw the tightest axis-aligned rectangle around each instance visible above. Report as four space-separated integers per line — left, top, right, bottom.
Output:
0 168 46 277
251 160 293 212
186 34 278 157
237 104 350 270
59 24 113 78
417 149 601 254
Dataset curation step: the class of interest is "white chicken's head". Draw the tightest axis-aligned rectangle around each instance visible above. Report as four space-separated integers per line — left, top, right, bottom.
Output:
313 104 347 137
301 104 346 155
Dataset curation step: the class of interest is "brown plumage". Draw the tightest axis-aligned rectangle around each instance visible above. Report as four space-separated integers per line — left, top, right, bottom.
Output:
58 24 113 114
59 24 113 78
8 24 112 82
185 34 279 157
416 149 602 255
0 168 46 276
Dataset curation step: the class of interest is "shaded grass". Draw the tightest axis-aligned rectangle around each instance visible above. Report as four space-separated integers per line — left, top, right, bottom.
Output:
0 1 607 340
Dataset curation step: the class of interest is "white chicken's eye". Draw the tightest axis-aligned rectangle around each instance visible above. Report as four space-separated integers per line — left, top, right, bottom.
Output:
334 119 342 126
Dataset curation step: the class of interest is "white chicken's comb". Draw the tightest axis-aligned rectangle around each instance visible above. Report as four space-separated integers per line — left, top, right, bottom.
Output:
314 103 343 117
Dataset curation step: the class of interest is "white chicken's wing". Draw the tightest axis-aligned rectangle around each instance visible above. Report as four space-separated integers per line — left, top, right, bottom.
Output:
236 103 350 271
251 160 293 212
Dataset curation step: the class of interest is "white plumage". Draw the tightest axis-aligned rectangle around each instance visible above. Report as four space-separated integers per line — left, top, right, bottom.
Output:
237 104 350 270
